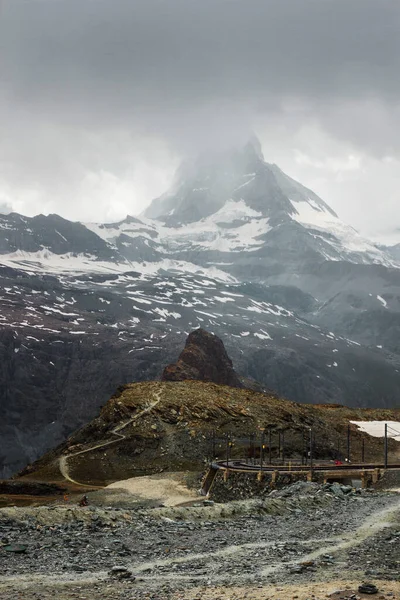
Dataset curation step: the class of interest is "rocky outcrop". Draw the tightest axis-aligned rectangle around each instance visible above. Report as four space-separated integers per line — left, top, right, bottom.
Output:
161 329 243 388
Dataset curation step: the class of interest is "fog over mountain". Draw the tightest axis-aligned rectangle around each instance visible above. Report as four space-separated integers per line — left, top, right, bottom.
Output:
0 1 400 238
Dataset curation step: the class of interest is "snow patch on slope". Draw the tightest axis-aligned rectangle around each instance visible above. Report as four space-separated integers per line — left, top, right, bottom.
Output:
0 250 236 282
291 200 396 266
156 200 270 252
351 421 400 441
0 250 128 274
377 295 388 308
86 219 157 243
86 200 269 254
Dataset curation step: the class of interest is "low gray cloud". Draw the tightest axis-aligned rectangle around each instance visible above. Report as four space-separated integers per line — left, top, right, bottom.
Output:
0 0 399 234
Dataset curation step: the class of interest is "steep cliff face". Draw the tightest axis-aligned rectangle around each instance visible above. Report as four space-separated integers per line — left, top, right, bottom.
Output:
162 329 243 388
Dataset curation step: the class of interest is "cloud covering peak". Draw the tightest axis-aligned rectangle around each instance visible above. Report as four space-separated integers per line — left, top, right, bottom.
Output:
0 0 400 237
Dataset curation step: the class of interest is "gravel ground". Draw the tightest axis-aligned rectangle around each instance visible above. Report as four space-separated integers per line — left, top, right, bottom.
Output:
106 473 198 507
0 483 399 599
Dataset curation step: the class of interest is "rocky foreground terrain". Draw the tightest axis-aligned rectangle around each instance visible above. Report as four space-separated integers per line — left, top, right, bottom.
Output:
0 482 399 599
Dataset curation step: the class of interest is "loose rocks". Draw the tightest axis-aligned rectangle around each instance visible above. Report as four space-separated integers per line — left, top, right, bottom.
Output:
358 583 379 594
109 566 135 581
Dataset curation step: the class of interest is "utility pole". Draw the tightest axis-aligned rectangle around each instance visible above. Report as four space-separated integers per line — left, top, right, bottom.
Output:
347 424 351 462
268 427 272 465
384 423 388 469
250 433 254 465
304 429 308 466
212 430 216 461
226 434 230 468
281 430 285 465
361 438 365 463
259 430 264 470
278 432 281 464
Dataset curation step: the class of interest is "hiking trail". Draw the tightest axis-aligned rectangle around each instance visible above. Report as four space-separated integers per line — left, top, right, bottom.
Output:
59 388 163 487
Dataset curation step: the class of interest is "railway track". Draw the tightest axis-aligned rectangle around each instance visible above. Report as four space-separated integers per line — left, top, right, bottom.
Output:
214 460 400 472
200 459 400 495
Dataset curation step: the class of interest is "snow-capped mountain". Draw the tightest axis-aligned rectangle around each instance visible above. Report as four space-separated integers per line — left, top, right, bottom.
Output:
1 137 400 478
1 139 394 275
141 138 393 267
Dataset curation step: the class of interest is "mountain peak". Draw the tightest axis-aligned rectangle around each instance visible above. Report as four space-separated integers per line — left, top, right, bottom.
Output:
243 135 264 161
143 136 333 227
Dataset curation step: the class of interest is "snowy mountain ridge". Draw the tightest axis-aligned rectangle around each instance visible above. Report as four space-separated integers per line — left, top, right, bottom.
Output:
0 137 396 274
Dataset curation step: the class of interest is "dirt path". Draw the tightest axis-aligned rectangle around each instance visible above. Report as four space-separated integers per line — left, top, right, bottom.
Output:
106 472 198 506
122 499 399 585
59 388 163 487
130 536 339 580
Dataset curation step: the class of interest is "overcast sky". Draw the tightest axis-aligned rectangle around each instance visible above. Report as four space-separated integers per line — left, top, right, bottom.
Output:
0 0 400 239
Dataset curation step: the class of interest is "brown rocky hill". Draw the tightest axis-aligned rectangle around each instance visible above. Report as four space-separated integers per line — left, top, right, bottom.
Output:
21 381 400 488
162 328 243 388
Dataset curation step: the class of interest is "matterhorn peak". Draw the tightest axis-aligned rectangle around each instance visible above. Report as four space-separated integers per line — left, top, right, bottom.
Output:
242 134 264 161
143 134 309 225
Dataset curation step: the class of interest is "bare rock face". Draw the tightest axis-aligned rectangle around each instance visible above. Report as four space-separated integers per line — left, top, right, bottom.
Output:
161 328 243 388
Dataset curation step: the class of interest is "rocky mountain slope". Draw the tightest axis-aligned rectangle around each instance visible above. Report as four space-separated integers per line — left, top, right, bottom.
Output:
2 137 400 478
23 380 400 487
